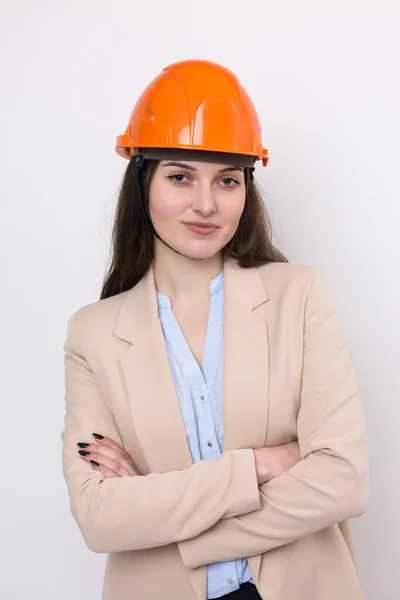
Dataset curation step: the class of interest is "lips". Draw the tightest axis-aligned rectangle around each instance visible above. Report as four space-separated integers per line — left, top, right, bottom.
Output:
183 222 219 235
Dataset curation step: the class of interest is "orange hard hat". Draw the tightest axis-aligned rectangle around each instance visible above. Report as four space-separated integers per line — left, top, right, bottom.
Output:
116 59 269 166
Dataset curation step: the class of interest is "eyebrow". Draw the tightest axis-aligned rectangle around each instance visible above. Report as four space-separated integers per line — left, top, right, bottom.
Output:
161 161 244 174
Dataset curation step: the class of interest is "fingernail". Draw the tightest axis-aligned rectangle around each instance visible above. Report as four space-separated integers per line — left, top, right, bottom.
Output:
90 460 100 467
77 442 90 448
92 433 104 440
78 450 90 456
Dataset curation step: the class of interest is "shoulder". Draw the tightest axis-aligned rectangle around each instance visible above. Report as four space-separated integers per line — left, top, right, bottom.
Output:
257 261 316 293
257 261 315 279
72 290 130 328
65 290 131 350
256 262 333 310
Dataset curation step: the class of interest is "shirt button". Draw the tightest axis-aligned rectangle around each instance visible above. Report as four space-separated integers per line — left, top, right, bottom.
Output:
207 441 213 448
200 395 205 402
227 579 233 585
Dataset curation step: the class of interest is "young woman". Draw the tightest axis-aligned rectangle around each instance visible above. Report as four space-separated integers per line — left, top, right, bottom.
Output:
62 59 368 600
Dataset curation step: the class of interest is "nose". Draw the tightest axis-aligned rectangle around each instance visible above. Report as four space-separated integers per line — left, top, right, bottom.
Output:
191 182 217 217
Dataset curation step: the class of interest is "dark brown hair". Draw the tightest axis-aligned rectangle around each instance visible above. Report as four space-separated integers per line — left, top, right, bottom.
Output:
100 159 287 299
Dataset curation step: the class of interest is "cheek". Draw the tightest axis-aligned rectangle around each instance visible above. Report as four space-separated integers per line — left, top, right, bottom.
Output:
148 181 184 224
219 194 246 229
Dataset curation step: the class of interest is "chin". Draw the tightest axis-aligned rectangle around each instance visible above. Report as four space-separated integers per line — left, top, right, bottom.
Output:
173 241 224 260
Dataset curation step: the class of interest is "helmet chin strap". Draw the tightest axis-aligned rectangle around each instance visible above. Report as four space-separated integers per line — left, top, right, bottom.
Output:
132 153 186 257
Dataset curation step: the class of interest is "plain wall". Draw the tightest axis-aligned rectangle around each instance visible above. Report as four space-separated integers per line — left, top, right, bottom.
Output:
1 1 399 599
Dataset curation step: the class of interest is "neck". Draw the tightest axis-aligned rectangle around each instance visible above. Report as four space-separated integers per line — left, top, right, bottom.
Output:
153 240 223 301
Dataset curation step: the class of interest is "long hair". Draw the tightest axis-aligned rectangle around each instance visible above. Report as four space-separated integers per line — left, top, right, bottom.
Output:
100 159 287 300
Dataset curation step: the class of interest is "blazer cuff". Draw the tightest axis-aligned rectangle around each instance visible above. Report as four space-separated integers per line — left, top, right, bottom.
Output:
223 449 261 518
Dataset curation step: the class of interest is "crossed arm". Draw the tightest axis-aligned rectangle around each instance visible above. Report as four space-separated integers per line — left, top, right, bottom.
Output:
62 270 368 558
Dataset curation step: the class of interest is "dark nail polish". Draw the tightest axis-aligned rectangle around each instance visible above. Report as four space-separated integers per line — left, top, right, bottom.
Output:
78 450 90 456
90 460 100 467
92 433 104 440
77 442 90 448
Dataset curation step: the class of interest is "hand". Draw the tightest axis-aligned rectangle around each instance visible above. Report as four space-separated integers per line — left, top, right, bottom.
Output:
254 442 301 485
77 433 140 478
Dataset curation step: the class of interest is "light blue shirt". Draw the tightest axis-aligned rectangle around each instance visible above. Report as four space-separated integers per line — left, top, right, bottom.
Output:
157 271 253 599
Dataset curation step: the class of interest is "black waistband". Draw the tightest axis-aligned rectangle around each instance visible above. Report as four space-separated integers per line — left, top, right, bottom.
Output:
215 582 262 600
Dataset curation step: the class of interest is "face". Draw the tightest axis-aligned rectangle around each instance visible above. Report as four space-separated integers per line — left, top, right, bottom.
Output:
148 160 246 259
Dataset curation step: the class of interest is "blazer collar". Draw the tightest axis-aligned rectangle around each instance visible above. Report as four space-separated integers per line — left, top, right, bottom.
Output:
223 258 269 314
113 267 158 345
113 258 270 344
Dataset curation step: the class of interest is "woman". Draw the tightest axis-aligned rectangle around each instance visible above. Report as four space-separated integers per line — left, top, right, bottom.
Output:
62 59 368 600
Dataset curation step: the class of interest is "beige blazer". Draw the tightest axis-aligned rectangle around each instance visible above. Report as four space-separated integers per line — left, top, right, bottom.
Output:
62 260 368 600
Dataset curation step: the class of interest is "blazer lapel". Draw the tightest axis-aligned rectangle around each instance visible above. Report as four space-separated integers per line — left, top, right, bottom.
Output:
223 260 270 452
113 267 193 474
223 260 270 585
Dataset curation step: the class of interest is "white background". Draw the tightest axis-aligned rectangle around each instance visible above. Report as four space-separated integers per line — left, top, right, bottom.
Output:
1 1 399 599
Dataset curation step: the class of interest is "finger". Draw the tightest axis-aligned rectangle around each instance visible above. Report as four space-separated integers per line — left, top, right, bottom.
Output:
91 433 140 472
92 433 126 452
78 452 119 475
78 453 120 477
90 461 119 479
78 443 137 475
82 452 133 478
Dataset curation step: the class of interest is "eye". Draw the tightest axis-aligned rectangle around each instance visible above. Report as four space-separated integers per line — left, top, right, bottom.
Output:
219 177 240 187
166 172 190 184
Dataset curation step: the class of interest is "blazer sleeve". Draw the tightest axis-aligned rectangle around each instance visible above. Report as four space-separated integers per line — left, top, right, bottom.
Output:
61 315 261 554
178 269 369 569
